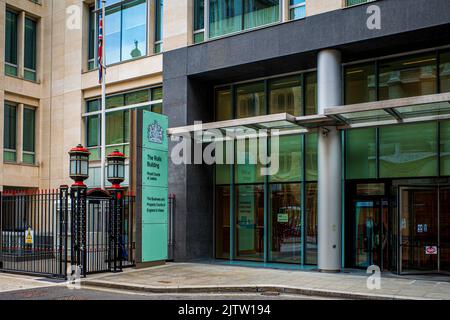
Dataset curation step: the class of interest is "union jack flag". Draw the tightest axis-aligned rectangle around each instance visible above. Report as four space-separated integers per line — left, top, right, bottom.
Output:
98 17 103 84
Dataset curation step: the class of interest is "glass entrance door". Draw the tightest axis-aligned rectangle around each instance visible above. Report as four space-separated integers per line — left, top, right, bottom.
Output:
399 187 439 274
353 200 383 268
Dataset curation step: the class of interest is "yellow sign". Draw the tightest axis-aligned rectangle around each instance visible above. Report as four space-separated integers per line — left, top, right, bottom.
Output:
25 228 34 245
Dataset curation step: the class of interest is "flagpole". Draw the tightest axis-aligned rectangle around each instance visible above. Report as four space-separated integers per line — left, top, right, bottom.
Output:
100 0 106 190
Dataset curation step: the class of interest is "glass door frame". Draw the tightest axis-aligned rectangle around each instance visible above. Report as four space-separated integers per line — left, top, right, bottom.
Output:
398 185 446 275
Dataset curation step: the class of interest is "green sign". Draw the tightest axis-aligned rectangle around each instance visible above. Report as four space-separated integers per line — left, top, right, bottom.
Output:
140 111 168 263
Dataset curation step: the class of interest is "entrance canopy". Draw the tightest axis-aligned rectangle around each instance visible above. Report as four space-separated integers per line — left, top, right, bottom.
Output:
167 93 450 137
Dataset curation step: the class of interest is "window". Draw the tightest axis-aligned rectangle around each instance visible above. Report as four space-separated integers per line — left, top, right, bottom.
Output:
154 0 163 53
209 0 280 39
24 18 37 81
346 128 376 179
5 10 18 76
379 53 437 101
23 107 36 164
214 71 318 122
379 123 438 178
84 87 163 160
193 0 205 43
4 103 17 162
269 76 302 116
236 81 265 118
215 87 233 121
92 0 148 66
345 51 449 104
289 0 305 20
345 63 376 105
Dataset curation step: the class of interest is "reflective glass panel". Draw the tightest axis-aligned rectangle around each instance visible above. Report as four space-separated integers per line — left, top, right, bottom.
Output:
215 87 233 121
269 183 301 263
269 76 302 116
209 0 243 38
235 184 264 261
346 128 376 179
379 53 437 100
236 82 265 118
305 182 318 264
379 123 438 178
305 133 317 181
345 63 376 105
269 135 302 182
305 72 317 115
122 0 147 61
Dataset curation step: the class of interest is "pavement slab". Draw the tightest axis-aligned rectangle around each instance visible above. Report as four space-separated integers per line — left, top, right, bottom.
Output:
83 262 450 300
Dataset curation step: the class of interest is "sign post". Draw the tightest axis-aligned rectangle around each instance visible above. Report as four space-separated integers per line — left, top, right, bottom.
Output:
136 110 169 267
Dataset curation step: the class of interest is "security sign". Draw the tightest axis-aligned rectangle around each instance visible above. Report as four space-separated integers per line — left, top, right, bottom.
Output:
425 246 438 255
25 227 34 245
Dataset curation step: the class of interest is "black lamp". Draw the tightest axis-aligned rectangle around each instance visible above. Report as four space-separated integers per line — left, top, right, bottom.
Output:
107 149 126 189
68 144 90 187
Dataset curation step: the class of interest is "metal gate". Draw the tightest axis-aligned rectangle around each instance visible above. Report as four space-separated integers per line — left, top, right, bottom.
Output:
0 186 135 278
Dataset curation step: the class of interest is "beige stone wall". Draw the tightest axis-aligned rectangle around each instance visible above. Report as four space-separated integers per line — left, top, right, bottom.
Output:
1 0 163 191
306 0 343 16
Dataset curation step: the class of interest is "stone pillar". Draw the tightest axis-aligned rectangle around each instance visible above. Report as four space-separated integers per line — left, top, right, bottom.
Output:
317 49 342 272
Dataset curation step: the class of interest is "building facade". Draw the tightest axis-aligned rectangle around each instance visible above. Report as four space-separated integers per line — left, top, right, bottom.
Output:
1 0 450 274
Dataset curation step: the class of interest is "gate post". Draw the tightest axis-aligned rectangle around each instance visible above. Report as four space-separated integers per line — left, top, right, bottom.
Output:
70 186 87 277
110 189 123 273
59 185 69 278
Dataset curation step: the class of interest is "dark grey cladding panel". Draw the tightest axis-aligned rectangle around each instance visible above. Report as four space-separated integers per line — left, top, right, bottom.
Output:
163 0 450 80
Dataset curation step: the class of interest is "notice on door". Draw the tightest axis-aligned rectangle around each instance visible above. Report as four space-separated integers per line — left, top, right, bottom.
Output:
425 246 438 255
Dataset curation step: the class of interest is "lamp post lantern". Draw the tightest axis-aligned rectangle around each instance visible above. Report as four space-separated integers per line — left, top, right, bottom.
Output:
106 149 126 189
69 144 90 188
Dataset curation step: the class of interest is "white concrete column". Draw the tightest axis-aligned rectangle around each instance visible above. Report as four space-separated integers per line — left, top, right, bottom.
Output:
317 49 342 272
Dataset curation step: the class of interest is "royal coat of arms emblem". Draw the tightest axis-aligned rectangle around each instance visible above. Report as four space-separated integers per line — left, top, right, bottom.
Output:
148 120 164 144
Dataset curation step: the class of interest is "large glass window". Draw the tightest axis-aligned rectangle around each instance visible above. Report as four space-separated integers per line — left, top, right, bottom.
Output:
379 53 437 101
305 133 318 181
24 18 37 81
85 87 162 160
88 6 96 70
235 184 265 261
345 63 376 105
379 123 438 178
95 0 147 66
441 51 450 93
236 81 265 118
23 107 36 164
235 137 264 184
269 76 302 116
346 128 377 179
3 103 17 162
154 0 163 53
5 9 18 76
209 0 280 39
269 183 301 263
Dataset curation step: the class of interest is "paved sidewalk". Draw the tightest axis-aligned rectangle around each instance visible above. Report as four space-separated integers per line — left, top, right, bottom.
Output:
0 273 56 293
84 262 450 300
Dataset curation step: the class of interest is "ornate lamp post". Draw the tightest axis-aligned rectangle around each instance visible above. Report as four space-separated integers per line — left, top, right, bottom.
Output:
69 144 90 188
107 149 126 272
106 149 126 189
68 144 90 277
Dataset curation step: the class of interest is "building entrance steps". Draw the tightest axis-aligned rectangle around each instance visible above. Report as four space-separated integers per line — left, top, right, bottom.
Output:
83 262 450 300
